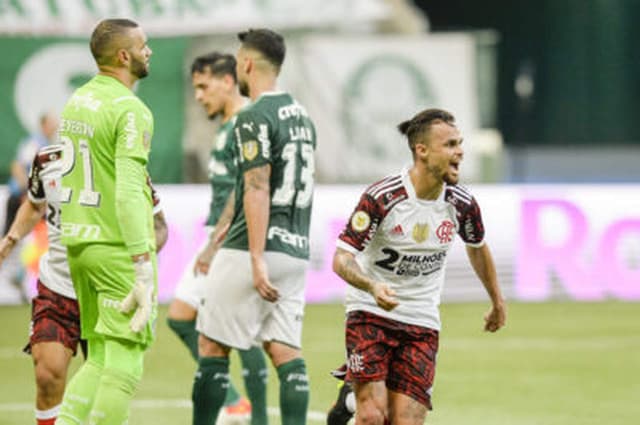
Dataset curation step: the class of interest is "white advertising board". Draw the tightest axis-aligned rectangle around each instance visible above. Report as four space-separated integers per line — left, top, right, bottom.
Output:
1 184 638 304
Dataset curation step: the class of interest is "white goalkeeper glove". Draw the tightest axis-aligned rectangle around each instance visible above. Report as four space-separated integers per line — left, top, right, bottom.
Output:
120 258 155 333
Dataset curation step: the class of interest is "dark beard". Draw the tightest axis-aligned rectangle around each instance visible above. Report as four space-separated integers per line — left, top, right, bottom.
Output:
443 173 459 185
239 80 249 97
131 58 148 79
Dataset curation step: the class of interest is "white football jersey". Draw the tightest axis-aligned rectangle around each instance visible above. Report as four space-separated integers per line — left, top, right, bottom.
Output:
27 145 75 299
336 167 486 330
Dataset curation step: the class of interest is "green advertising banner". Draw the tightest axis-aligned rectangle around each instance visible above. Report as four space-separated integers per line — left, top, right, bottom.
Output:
0 36 185 183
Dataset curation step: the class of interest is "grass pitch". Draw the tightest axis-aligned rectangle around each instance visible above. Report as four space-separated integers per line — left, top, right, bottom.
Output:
1 302 638 424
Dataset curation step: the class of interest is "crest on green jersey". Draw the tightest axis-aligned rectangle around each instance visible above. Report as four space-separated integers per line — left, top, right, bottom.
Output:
242 140 259 161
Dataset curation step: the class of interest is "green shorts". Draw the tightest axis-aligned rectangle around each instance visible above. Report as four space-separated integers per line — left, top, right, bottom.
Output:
67 243 158 348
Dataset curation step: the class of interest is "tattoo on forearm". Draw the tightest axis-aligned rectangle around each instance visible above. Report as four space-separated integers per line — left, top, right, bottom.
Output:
338 253 370 291
244 165 271 193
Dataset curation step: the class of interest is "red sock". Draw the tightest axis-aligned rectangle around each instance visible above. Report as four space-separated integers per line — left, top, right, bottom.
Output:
36 418 56 425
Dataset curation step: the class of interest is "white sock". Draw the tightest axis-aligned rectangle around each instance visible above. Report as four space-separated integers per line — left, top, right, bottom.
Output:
35 404 61 420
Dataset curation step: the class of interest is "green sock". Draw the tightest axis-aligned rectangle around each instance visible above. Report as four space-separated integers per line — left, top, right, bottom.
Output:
90 368 139 425
89 337 144 425
239 346 268 425
167 318 241 406
167 318 199 361
192 356 229 425
56 360 103 424
277 358 309 425
56 338 105 425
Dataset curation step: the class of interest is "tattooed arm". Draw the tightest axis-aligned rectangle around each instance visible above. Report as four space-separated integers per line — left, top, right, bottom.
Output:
244 164 279 302
333 247 398 311
153 210 169 253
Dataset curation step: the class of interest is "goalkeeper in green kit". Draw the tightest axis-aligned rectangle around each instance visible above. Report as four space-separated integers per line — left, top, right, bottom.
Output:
56 18 157 425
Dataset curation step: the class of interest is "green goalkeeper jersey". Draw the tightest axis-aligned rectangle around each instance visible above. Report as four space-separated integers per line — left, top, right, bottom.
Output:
223 92 316 259
59 74 155 250
206 117 238 227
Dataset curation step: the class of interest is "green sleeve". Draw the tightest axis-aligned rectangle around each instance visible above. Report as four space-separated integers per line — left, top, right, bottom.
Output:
115 156 150 256
114 99 153 163
235 110 271 171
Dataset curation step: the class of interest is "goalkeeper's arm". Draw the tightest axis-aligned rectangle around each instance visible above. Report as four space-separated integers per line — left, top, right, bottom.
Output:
114 156 154 332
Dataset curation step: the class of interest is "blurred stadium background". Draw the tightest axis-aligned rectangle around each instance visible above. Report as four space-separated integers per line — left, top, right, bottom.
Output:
0 1 638 424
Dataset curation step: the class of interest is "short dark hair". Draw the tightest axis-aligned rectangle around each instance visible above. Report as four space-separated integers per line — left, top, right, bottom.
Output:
397 108 456 151
191 52 237 82
90 18 139 66
237 28 286 70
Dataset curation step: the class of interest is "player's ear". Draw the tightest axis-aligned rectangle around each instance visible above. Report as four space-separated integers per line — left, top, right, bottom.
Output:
415 141 428 158
116 48 130 66
244 56 253 75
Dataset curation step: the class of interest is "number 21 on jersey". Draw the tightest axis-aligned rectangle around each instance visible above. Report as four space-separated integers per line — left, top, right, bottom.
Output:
59 135 101 207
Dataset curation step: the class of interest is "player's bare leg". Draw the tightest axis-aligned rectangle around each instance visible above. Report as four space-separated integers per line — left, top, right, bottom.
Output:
388 391 427 425
32 342 72 424
353 381 388 425
168 298 196 321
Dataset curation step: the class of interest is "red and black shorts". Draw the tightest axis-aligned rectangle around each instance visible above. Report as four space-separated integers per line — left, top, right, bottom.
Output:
345 310 439 409
23 280 84 356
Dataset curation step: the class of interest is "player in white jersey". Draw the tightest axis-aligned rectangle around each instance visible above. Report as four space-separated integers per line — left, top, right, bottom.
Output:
0 144 167 425
329 108 506 425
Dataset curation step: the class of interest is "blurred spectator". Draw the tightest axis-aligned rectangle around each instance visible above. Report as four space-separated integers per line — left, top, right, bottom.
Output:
2 111 58 302
5 112 58 234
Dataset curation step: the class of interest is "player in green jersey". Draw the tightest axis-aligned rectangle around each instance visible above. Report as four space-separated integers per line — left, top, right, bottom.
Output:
166 52 269 425
193 29 316 425
55 19 156 425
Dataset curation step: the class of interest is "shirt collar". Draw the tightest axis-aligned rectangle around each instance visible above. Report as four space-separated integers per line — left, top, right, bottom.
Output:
401 165 446 202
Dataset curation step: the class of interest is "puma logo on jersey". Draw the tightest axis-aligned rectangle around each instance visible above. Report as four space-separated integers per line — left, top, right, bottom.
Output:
242 122 255 133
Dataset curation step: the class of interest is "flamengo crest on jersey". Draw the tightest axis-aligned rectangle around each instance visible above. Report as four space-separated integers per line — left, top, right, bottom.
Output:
337 167 486 330
27 144 76 299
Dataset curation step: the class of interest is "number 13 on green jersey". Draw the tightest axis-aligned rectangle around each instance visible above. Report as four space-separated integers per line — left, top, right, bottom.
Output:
223 92 316 260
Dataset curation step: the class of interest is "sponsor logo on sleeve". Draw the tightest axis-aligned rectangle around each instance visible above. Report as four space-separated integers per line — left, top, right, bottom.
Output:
351 211 371 232
258 124 271 159
242 140 259 161
125 112 138 149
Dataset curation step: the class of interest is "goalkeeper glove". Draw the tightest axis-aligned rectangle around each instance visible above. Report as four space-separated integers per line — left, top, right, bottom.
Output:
120 258 155 333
